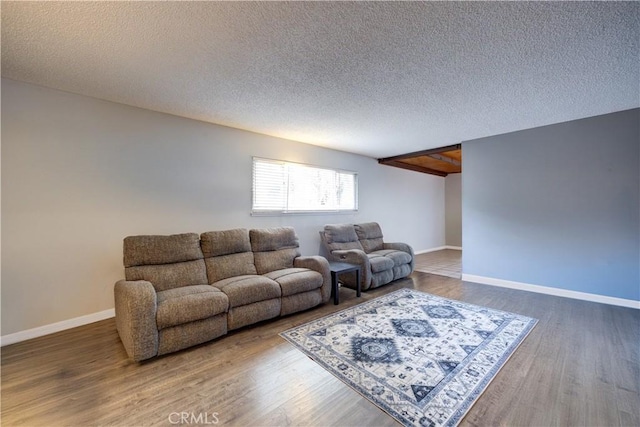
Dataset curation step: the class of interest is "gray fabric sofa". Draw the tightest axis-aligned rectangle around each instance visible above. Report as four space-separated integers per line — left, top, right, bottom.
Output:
320 222 414 291
114 227 330 362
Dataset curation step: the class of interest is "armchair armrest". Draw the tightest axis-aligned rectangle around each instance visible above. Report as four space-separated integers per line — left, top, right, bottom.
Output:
383 242 415 271
330 249 372 290
114 280 159 362
383 242 413 255
294 256 331 303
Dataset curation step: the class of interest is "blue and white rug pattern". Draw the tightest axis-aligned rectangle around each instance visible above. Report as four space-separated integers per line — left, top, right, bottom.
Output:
280 289 537 427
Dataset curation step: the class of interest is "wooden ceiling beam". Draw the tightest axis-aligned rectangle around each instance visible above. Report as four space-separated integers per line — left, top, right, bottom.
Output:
427 153 461 166
378 159 448 177
377 143 461 163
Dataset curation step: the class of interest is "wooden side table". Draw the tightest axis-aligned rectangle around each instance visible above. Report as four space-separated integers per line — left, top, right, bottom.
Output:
328 261 361 305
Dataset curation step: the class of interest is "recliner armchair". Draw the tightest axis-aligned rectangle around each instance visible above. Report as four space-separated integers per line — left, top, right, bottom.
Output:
320 222 414 291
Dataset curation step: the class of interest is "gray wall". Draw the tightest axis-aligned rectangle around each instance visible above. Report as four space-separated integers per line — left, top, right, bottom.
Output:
1 78 446 335
445 173 462 247
462 109 639 301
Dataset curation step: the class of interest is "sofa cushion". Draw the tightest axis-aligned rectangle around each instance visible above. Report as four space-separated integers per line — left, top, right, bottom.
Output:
124 233 203 267
250 227 301 274
254 249 300 275
355 222 384 253
324 224 358 244
370 249 412 267
367 253 395 273
204 252 257 283
200 229 251 257
201 229 258 283
125 259 208 292
323 224 364 252
123 233 208 292
213 275 281 308
264 268 323 297
323 225 364 253
156 285 228 330
250 227 299 252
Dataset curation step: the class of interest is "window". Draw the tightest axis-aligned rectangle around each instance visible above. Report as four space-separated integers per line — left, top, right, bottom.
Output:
252 157 358 214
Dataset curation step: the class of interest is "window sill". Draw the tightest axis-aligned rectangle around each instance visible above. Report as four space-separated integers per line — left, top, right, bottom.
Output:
251 210 358 217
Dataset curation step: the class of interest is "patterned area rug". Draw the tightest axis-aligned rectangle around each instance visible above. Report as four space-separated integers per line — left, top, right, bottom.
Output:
280 289 537 427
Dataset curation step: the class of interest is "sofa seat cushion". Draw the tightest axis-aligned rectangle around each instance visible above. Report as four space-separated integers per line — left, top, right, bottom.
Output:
367 253 395 273
156 285 228 330
264 268 323 297
370 249 412 267
213 275 281 308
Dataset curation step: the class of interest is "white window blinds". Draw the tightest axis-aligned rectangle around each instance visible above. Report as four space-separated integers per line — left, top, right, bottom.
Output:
252 157 358 213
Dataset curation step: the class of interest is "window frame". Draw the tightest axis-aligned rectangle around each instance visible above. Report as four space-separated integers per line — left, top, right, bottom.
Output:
251 157 359 216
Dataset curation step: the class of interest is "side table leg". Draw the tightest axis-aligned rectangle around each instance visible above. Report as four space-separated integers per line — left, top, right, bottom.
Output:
331 271 339 305
356 269 361 297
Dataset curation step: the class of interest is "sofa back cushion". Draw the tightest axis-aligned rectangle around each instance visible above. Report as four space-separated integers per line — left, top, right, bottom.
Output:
200 229 257 283
355 222 384 253
323 224 364 252
250 227 301 274
123 233 207 292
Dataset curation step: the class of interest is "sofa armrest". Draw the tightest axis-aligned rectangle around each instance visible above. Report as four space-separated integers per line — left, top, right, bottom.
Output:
330 249 372 290
114 280 159 362
294 256 332 303
332 248 367 263
383 242 415 272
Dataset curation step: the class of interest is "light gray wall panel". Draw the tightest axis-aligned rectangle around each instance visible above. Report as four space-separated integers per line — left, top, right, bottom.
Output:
462 109 639 301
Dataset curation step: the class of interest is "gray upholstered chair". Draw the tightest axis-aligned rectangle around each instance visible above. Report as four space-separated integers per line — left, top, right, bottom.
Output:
320 222 414 291
115 233 229 362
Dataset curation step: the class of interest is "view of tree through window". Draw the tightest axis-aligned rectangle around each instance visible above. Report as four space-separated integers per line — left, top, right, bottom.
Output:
252 158 357 213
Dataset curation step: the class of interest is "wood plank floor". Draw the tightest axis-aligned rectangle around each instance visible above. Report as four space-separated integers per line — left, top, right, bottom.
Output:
2 270 639 426
414 249 462 278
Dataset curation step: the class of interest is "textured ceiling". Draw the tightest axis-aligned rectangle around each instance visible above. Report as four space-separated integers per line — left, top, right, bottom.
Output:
2 2 639 158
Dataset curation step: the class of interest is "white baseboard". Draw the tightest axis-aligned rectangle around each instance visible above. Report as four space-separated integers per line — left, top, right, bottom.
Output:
0 308 115 347
415 246 462 255
415 246 446 254
462 274 640 310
